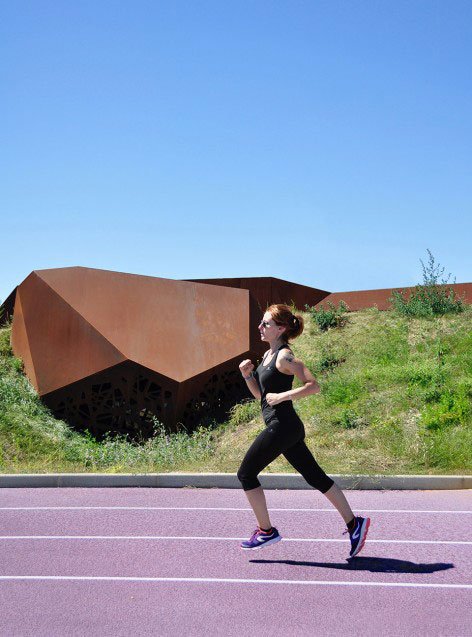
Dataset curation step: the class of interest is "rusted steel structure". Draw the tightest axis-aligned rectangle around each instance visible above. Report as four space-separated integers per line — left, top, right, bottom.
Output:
187 277 329 313
3 267 471 439
7 268 329 439
186 276 330 359
317 283 472 311
9 268 251 439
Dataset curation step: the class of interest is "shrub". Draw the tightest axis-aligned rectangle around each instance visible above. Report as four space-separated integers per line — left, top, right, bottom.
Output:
305 300 350 331
390 250 464 317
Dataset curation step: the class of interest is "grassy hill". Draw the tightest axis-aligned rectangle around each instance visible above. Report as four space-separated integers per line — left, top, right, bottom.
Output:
1 305 471 475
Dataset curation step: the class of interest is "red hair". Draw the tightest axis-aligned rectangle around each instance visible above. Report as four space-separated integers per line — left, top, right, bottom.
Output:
267 304 304 342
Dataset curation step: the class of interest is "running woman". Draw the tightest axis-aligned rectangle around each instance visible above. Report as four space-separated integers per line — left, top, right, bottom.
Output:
238 304 370 558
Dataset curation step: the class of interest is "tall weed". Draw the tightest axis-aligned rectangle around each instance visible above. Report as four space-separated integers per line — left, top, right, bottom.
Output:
391 250 464 317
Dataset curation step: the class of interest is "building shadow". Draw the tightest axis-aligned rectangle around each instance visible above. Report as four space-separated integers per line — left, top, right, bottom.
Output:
250 556 454 574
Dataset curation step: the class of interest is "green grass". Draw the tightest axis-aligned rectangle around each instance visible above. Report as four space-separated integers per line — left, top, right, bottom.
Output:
1 305 471 474
0 325 216 473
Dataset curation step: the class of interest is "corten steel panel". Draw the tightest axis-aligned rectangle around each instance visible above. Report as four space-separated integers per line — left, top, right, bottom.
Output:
189 279 277 357
42 357 247 440
11 267 252 436
174 356 247 432
42 361 180 439
186 276 330 358
317 283 472 311
13 272 126 395
268 278 330 311
187 276 330 312
37 267 249 382
442 283 472 303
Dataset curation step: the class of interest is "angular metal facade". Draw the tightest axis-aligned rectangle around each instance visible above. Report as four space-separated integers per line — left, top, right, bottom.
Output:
10 268 251 438
5 267 471 439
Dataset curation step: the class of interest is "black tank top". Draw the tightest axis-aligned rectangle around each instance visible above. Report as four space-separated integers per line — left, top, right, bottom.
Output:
254 343 299 424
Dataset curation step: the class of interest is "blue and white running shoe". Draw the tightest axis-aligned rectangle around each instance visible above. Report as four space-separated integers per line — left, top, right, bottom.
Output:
344 516 371 558
240 527 282 550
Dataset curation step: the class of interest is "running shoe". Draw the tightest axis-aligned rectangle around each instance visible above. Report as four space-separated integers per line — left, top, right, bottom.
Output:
344 516 370 558
240 527 282 550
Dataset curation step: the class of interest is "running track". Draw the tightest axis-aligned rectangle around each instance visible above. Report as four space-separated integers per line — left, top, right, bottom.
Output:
0 487 471 636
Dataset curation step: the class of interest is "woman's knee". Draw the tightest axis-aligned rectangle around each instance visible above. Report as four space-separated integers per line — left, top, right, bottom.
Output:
306 473 335 494
237 465 261 491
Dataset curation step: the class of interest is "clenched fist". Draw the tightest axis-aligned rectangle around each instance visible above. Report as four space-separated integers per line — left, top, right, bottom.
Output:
266 392 286 406
239 359 254 378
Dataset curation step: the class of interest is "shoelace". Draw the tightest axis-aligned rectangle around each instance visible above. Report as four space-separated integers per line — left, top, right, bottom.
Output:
342 524 357 537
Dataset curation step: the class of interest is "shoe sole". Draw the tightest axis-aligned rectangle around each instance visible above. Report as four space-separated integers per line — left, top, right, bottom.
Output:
240 535 282 550
350 517 370 558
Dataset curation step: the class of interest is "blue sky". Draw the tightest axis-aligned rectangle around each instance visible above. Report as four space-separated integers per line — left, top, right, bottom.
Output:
2 0 471 303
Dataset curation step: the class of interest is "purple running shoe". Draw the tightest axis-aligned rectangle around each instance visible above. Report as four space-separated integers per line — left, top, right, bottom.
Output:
240 527 282 550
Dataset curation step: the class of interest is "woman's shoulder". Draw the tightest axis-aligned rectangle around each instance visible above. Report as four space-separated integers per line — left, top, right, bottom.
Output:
274 345 295 374
280 344 295 358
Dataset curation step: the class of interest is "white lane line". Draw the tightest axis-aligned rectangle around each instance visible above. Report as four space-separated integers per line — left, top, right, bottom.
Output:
1 507 471 513
0 576 471 589
0 536 471 545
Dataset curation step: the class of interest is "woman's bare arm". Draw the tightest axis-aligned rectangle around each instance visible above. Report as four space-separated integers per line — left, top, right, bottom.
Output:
244 375 262 400
274 350 320 402
239 358 262 400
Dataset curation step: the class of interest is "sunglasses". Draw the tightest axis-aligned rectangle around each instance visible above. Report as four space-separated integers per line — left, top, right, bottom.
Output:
260 320 274 328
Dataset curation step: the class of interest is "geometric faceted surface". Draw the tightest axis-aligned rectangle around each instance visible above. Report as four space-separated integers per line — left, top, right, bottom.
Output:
42 361 247 440
187 276 330 313
17 267 252 391
187 276 330 356
11 267 250 438
6 267 472 440
42 362 175 440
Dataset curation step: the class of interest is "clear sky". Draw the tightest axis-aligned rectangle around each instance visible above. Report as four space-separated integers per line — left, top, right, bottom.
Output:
2 0 471 303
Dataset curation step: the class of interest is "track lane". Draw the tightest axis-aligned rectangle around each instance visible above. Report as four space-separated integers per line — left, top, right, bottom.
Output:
1 579 471 637
1 487 471 636
1 508 470 542
1 486 471 509
1 536 470 586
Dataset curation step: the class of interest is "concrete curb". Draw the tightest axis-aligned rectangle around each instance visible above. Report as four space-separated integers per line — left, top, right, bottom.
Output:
0 473 471 489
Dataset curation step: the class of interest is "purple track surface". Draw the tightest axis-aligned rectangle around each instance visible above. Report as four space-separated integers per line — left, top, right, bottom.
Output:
0 487 471 636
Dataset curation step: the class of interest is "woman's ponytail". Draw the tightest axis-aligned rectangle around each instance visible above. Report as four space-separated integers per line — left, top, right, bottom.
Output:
267 304 304 342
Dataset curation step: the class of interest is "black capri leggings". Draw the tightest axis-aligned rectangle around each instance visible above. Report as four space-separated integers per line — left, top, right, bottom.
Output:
237 418 334 493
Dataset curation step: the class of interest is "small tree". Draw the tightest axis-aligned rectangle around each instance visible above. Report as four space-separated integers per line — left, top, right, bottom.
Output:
390 250 464 317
